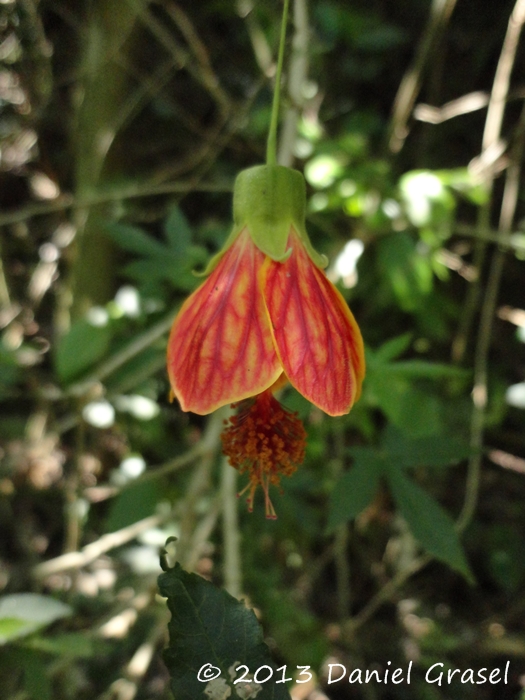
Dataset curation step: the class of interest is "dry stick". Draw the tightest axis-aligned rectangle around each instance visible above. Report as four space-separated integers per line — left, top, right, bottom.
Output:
174 408 228 570
457 101 525 533
84 445 206 504
345 555 432 636
243 4 274 75
388 0 458 153
221 454 242 599
166 2 230 114
453 0 525 364
99 612 169 700
32 513 168 579
129 0 231 117
65 311 176 399
454 0 525 535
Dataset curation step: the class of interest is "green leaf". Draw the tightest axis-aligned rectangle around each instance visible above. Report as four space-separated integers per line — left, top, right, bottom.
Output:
381 427 474 468
107 214 206 293
159 563 291 700
22 633 97 658
0 594 72 645
372 332 413 363
327 449 384 531
164 205 192 252
377 232 433 311
105 222 167 257
386 469 473 581
104 479 161 533
387 360 470 379
54 319 112 383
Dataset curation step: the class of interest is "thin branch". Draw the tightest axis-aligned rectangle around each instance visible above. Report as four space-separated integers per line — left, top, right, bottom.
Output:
32 512 169 579
221 454 242 598
0 180 233 228
453 0 525 364
456 99 525 532
344 556 431 635
65 311 176 398
388 0 459 152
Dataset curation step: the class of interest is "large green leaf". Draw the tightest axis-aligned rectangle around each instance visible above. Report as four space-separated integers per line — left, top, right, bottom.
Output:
327 449 383 531
159 563 291 700
386 468 473 581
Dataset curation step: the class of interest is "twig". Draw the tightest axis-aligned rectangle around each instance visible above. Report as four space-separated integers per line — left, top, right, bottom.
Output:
242 2 274 76
84 445 206 503
388 0 459 152
65 311 177 398
456 99 525 532
0 180 232 227
344 555 431 635
221 454 242 598
166 2 231 115
32 512 169 579
453 0 525 363
129 0 231 116
172 408 228 569
99 613 168 700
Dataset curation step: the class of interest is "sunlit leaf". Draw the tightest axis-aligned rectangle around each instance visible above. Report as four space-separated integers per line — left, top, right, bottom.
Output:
0 594 72 645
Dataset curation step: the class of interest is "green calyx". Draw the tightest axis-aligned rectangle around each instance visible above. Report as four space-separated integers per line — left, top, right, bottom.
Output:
200 165 327 276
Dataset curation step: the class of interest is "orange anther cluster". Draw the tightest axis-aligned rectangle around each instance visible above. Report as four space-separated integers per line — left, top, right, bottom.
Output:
221 390 306 519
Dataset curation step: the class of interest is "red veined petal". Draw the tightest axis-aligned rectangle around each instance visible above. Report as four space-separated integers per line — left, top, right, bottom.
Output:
261 229 365 416
167 229 282 414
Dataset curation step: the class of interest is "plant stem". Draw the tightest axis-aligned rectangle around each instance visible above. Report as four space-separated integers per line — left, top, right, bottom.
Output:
266 0 290 166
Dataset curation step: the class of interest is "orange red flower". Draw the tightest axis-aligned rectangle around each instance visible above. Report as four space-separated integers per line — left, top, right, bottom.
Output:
166 165 365 515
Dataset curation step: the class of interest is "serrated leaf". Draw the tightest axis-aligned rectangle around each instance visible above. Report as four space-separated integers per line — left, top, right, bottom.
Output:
327 450 383 531
386 469 473 581
54 319 112 383
159 563 291 700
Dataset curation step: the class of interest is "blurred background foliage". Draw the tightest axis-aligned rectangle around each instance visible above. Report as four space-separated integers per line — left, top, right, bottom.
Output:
1 0 525 698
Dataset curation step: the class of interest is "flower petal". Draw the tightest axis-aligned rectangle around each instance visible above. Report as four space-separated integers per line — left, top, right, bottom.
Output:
261 229 365 416
167 229 282 414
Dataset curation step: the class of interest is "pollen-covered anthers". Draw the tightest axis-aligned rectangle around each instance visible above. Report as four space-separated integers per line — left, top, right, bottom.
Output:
221 390 306 519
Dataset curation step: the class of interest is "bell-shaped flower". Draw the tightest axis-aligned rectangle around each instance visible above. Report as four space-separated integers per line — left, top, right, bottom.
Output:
167 165 365 516
167 165 365 417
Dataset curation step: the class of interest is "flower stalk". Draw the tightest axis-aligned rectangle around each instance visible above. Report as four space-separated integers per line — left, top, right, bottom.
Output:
266 0 291 166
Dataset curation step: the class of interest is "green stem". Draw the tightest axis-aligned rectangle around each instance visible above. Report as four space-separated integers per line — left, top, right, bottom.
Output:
266 0 290 166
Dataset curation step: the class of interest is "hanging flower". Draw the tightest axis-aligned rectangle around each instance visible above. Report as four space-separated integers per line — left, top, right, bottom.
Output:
167 165 365 516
